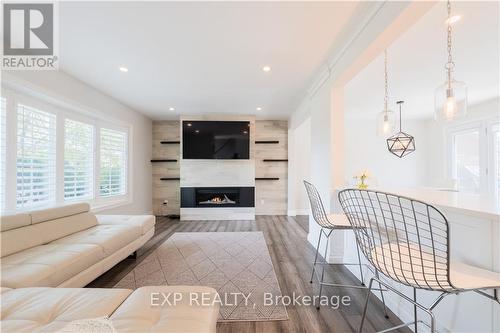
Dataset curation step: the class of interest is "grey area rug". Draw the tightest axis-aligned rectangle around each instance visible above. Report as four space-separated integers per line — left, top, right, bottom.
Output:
114 232 289 322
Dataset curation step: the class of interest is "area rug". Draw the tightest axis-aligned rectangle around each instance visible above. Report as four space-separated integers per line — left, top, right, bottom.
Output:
114 232 289 322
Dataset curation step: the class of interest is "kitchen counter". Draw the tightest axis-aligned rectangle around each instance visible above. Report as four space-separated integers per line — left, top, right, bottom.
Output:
334 186 500 221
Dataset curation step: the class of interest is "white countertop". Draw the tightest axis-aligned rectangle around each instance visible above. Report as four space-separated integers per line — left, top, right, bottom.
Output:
334 187 500 221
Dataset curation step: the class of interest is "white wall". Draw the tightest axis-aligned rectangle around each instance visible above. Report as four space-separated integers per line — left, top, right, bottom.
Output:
2 71 153 215
288 117 311 215
344 116 430 188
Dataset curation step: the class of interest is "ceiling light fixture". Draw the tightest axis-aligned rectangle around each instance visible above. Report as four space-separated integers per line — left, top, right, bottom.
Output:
169 107 175 111
195 129 200 133
187 123 192 127
119 67 128 72
262 66 271 72
445 15 461 25
387 101 415 158
377 49 396 136
256 107 262 111
435 0 467 121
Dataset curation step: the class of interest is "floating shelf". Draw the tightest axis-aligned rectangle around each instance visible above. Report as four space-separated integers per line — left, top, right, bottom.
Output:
262 159 288 162
151 159 177 163
160 177 180 181
255 177 280 180
255 140 279 144
160 141 180 144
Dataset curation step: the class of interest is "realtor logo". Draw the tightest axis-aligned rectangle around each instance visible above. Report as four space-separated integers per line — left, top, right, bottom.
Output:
2 2 58 69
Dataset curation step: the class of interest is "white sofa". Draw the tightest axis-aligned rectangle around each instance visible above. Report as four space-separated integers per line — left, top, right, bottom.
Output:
0 285 219 333
0 203 155 288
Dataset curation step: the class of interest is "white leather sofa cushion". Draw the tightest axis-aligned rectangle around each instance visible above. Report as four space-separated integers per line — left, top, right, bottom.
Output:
30 203 90 224
111 286 219 333
97 215 155 235
0 287 132 333
1 212 98 257
52 224 141 256
0 213 31 232
0 244 104 288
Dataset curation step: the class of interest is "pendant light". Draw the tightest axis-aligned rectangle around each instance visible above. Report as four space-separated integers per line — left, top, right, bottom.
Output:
387 101 415 158
434 0 467 121
377 50 396 136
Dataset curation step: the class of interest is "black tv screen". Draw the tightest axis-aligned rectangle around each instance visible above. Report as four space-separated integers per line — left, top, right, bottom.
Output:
182 121 250 159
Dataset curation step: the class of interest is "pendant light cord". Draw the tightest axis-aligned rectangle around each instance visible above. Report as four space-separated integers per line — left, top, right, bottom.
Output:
397 101 403 132
446 0 454 90
384 49 388 112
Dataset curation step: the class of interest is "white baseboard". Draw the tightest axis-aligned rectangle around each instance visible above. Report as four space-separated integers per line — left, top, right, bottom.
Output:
287 209 309 216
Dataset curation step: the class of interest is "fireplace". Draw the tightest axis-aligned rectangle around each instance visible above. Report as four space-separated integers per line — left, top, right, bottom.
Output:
181 187 254 208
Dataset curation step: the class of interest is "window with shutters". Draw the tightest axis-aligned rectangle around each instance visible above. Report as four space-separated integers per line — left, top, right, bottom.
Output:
1 90 131 212
0 97 6 211
16 104 57 209
99 128 127 197
64 118 94 201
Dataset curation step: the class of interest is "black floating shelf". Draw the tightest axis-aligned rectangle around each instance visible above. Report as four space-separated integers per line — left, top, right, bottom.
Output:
160 141 180 144
255 140 279 144
151 159 177 163
263 159 288 162
160 177 180 181
255 177 280 180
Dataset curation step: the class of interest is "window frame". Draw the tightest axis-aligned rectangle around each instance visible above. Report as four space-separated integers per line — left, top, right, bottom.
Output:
446 118 499 198
1 88 133 213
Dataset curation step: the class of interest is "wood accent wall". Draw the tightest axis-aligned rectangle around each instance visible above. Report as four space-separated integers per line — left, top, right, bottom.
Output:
255 120 288 215
152 121 180 215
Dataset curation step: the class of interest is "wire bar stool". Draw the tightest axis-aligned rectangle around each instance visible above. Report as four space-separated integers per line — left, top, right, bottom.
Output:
303 181 388 314
338 188 500 333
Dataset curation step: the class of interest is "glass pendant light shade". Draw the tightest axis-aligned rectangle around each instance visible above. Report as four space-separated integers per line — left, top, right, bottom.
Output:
377 109 396 136
435 0 467 122
434 79 467 121
377 49 395 136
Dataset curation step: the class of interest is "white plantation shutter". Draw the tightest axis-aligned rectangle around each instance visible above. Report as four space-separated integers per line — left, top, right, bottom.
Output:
64 119 94 201
99 128 127 197
0 97 6 211
16 104 57 209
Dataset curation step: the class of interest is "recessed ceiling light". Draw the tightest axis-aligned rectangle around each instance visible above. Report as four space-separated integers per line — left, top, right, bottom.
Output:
445 15 461 24
195 129 200 133
243 130 248 134
169 107 175 111
187 123 192 127
119 67 128 72
262 66 271 72
256 107 262 111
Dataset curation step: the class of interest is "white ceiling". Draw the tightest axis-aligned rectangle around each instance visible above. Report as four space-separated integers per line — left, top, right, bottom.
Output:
59 1 361 120
345 1 499 120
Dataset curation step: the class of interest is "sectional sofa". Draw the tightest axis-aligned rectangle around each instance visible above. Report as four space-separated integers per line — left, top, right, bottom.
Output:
0 203 155 288
1 285 219 332
0 204 220 332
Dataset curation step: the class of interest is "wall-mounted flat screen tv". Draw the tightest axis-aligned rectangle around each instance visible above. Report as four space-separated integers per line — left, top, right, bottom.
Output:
182 121 250 159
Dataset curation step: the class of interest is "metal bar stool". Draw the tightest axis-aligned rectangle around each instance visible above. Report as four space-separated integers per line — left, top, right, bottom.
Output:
304 181 388 314
338 188 500 333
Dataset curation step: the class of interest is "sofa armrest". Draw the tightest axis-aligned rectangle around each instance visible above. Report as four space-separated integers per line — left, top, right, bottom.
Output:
96 215 155 235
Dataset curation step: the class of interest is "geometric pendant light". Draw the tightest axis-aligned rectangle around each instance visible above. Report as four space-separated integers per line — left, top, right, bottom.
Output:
377 49 396 136
434 0 467 121
387 101 415 158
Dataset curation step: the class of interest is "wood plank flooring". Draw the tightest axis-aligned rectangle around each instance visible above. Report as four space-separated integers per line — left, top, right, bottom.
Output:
88 216 409 333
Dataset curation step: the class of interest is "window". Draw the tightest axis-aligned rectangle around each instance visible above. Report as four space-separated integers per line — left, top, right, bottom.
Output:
16 104 57 209
0 97 6 211
1 91 131 212
451 128 481 194
491 124 500 198
64 119 94 201
99 128 127 197
448 119 500 198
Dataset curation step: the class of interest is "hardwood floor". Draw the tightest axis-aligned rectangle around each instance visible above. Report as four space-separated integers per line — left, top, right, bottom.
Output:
88 216 409 333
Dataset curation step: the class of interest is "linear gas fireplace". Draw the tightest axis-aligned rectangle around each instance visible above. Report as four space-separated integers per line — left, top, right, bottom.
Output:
181 187 255 208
